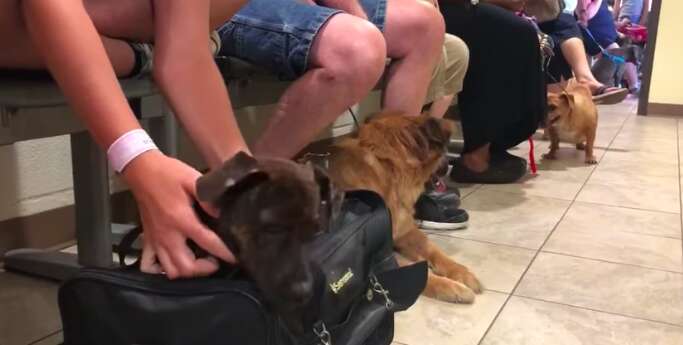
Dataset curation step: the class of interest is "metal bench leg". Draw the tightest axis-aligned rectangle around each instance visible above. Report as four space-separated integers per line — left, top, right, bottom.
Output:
3 132 115 280
71 131 114 268
145 104 178 157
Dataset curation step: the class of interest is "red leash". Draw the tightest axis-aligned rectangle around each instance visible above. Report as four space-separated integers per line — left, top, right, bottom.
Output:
528 137 537 175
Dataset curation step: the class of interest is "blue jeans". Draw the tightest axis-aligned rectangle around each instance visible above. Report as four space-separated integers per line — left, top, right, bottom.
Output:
218 0 387 80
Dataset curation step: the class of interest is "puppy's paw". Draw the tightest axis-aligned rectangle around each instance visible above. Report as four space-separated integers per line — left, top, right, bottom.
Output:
576 143 586 150
542 152 557 160
585 156 598 164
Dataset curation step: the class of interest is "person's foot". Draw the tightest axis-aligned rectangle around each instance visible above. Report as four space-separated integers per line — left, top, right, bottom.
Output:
591 85 629 104
580 79 629 105
414 176 468 231
450 151 527 184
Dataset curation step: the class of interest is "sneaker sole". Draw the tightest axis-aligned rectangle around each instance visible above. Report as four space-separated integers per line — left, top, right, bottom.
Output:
417 220 469 231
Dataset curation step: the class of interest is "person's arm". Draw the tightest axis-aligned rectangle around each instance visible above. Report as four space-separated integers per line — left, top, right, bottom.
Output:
612 0 622 20
21 0 237 279
317 0 368 20
639 0 650 26
153 0 249 169
21 0 140 149
576 0 600 26
585 0 602 20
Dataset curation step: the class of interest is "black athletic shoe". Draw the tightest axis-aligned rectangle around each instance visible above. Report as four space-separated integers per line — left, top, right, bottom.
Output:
415 190 469 230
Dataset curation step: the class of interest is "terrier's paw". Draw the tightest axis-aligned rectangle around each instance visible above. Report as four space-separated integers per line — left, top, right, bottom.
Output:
445 269 483 294
585 156 598 164
542 152 557 160
436 281 476 304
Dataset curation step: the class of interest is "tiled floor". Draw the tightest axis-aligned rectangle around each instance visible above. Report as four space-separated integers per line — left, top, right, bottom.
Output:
2 99 683 345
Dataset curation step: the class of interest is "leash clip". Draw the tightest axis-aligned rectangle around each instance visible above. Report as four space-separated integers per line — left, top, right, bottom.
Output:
370 274 394 310
314 321 332 345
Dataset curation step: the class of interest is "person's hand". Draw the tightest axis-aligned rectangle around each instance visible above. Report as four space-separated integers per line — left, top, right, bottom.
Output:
122 150 236 279
576 10 589 27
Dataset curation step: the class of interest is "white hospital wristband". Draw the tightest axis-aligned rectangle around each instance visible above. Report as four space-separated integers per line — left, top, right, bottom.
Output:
107 129 159 173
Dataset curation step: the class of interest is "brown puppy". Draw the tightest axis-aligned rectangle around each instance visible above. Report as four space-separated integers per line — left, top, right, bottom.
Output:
196 153 338 334
544 79 599 164
327 112 482 303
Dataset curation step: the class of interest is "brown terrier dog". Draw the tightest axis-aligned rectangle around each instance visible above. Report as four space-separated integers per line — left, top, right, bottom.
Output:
544 80 599 164
327 112 482 303
196 152 340 334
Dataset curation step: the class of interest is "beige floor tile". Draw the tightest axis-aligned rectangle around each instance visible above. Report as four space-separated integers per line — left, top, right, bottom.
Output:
481 154 598 201
597 153 679 178
31 332 63 345
601 148 678 168
610 137 679 155
446 180 480 199
0 271 61 345
453 190 571 249
560 202 679 238
427 235 536 293
577 169 680 213
544 203 682 271
394 292 507 345
481 296 683 345
516 253 683 325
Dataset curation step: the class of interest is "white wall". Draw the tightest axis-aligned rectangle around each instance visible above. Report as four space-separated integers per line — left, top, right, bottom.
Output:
0 92 381 222
648 0 683 105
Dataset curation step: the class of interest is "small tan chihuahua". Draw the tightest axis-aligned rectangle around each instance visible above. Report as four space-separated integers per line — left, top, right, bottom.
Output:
544 79 599 164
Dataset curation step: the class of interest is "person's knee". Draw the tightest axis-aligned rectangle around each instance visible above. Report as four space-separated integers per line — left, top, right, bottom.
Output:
312 14 386 94
444 34 469 72
393 2 445 50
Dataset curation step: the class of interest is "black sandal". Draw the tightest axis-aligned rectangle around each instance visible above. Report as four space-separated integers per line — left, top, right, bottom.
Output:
450 152 527 184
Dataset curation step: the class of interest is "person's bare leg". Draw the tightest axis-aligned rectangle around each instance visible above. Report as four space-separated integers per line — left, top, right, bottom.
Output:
253 14 386 158
382 0 445 115
0 1 135 75
560 37 603 92
428 94 455 118
1 0 242 75
624 62 639 91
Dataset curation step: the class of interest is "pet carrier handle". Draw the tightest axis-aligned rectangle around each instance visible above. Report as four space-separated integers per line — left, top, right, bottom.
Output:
117 226 143 269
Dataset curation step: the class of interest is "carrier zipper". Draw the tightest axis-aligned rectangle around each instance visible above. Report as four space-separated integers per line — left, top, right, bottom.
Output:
69 269 261 301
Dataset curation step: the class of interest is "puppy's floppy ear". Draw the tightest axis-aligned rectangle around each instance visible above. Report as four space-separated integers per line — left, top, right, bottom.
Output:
312 165 345 232
196 152 265 203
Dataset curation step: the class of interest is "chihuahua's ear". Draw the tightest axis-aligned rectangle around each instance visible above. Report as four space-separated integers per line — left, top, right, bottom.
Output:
196 152 266 203
561 92 576 109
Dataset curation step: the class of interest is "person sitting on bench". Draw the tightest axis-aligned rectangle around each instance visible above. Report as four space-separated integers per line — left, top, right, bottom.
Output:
1 0 276 279
216 0 469 230
539 0 628 103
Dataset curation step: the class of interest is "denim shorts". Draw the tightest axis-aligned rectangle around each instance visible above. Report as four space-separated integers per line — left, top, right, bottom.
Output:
218 0 387 80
